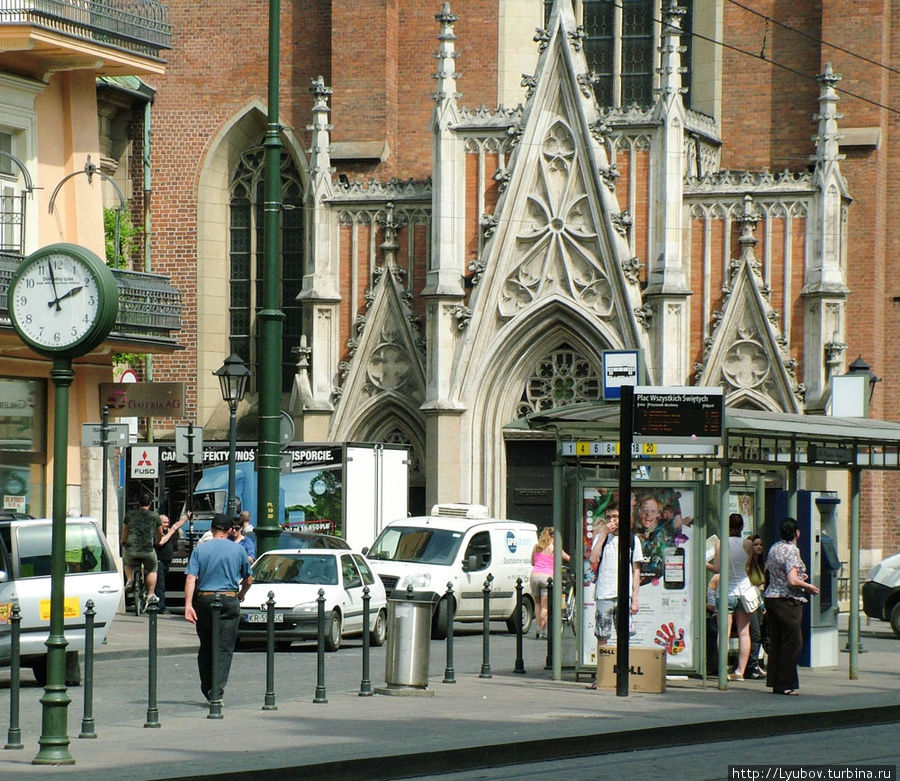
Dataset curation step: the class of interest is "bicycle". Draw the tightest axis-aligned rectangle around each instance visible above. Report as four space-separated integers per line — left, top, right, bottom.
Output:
127 560 151 616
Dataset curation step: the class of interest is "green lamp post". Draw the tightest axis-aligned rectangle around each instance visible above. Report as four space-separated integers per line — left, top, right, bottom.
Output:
7 243 118 764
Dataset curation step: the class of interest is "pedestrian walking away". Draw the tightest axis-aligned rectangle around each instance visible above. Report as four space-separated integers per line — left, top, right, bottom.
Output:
183 513 253 703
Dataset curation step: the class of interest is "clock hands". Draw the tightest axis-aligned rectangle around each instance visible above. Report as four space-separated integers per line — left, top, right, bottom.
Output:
46 259 62 311
47 285 84 309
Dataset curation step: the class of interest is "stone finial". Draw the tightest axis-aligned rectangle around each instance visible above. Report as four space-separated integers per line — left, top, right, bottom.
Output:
812 63 844 164
432 2 461 104
657 0 687 100
307 76 333 184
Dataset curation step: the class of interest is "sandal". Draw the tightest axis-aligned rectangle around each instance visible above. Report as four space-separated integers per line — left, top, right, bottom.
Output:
774 689 798 696
586 681 597 690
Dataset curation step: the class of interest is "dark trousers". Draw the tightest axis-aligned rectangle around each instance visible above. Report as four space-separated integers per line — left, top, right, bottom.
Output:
764 596 803 692
155 559 170 609
194 594 240 700
747 606 763 674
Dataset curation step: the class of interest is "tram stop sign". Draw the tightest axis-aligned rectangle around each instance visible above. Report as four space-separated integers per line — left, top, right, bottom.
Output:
632 386 723 446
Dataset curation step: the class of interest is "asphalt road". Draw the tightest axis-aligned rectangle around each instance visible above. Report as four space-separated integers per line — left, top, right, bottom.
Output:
403 723 900 781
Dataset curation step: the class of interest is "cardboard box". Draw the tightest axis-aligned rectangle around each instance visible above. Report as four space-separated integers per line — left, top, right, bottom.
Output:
594 645 666 693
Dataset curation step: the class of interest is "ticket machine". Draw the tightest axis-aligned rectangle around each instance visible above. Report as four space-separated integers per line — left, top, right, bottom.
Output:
772 490 841 667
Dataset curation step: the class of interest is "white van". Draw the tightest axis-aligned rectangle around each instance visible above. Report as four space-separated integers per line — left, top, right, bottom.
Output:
0 516 121 684
365 504 538 638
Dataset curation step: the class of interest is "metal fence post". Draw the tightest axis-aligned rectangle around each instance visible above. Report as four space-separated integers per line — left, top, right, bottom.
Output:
144 601 160 728
480 574 494 679
314 589 327 704
5 603 22 750
359 586 372 696
442 583 456 684
79 600 97 738
208 596 224 719
263 591 277 711
514 578 526 674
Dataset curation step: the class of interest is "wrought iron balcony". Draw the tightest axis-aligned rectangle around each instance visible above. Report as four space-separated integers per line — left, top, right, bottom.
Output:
0 0 171 59
0 254 183 352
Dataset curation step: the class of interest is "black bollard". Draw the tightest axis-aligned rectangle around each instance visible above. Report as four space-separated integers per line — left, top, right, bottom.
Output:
359 586 372 696
514 578 526 674
79 600 97 738
5 602 22 750
144 600 160 728
263 591 277 711
480 574 494 679
314 589 327 703
442 583 456 684
208 596 223 719
545 577 553 670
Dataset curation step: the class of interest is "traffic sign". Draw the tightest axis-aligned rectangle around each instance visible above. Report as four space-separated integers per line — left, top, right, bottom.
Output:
81 423 130 448
175 425 204 463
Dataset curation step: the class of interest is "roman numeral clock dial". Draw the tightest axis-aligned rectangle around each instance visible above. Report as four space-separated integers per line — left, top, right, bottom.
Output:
8 244 118 358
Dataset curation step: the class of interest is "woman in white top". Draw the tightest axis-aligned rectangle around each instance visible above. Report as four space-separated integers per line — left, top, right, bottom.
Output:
711 513 753 680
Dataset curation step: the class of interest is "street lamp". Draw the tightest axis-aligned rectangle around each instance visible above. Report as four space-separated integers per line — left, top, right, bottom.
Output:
214 353 250 519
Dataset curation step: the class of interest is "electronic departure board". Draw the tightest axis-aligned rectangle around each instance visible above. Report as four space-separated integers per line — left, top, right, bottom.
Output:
632 387 724 445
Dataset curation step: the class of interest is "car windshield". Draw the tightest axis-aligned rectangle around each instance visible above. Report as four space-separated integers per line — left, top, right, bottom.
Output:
367 527 463 565
252 553 338 585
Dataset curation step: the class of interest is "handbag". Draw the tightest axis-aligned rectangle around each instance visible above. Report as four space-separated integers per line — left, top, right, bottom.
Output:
736 578 761 612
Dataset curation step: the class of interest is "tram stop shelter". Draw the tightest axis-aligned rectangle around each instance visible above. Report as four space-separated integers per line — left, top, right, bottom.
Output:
512 401 900 689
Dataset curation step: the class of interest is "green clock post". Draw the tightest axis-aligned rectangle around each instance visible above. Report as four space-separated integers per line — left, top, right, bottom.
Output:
7 243 118 764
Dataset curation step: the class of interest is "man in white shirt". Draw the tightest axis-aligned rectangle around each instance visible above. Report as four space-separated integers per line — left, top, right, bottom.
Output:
588 504 642 646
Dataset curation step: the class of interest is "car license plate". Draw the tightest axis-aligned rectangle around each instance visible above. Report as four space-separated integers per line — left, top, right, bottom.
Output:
245 612 283 623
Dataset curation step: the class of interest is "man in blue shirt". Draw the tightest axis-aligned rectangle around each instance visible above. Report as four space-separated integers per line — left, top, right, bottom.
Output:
184 513 252 703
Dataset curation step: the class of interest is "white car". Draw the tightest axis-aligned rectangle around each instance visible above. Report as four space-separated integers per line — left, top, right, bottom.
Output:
0 516 121 684
238 549 388 651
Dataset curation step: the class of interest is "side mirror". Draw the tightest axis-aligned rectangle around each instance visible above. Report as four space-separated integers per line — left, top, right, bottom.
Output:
361 546 369 556
467 554 478 572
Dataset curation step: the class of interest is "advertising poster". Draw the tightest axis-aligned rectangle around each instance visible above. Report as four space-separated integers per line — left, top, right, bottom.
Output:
581 484 699 671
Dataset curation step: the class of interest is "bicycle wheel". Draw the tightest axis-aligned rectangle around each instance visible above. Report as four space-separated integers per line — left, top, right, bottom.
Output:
134 565 148 616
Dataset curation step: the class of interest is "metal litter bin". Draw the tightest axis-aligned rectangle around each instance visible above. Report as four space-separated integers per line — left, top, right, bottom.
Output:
384 587 438 690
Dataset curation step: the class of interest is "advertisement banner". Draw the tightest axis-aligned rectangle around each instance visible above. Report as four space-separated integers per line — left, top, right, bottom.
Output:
581 483 700 671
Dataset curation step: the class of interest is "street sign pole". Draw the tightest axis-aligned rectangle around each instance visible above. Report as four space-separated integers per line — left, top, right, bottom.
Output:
101 406 109 538
616 384 634 698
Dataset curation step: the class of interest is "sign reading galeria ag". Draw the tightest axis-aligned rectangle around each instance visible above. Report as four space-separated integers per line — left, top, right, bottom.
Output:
99 382 185 419
632 386 724 446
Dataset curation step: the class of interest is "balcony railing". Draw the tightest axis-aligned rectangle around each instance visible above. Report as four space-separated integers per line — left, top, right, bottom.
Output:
0 0 171 57
0 255 182 351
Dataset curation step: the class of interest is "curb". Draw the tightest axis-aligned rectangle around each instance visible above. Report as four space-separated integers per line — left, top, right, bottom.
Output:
160 704 900 781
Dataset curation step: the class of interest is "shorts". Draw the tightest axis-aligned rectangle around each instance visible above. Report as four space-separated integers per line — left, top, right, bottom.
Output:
123 548 158 573
594 597 636 643
727 594 745 613
530 573 551 598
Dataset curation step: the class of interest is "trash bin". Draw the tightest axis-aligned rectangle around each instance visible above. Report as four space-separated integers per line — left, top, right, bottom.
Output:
383 587 438 691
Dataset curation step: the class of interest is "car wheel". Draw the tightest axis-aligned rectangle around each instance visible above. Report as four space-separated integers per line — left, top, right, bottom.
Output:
431 596 452 640
890 602 900 637
371 609 387 647
324 610 342 651
29 657 47 686
507 596 535 635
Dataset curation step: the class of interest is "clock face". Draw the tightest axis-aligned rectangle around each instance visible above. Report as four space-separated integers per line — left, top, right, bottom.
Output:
9 249 113 355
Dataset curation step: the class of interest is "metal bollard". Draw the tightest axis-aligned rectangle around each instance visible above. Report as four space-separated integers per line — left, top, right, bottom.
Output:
545 577 553 670
514 578 526 674
144 600 160 728
442 583 456 684
208 596 223 719
5 602 22 750
79 600 97 738
359 586 372 696
313 589 327 703
263 591 277 711
480 574 494 679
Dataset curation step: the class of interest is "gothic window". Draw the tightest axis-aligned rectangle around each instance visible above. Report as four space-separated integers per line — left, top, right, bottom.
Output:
518 344 603 417
545 0 693 110
229 146 304 393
